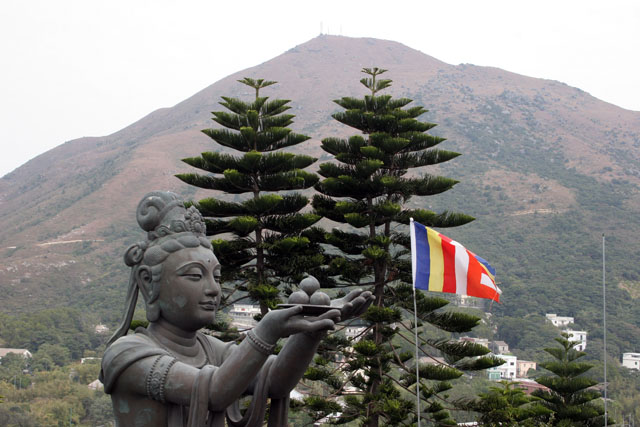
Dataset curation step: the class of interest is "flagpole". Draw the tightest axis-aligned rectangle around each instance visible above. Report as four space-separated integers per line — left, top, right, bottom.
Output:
409 219 499 425
410 218 421 427
413 282 421 427
603 234 607 425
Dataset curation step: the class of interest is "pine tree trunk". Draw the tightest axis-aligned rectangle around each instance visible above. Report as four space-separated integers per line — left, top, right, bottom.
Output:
252 187 268 316
255 225 268 315
367 286 384 427
366 246 387 427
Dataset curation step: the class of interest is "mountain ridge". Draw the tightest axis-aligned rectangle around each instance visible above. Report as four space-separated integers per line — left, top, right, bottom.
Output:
1 36 639 357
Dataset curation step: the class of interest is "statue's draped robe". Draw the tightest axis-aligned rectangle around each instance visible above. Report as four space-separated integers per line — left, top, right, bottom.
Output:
100 329 289 427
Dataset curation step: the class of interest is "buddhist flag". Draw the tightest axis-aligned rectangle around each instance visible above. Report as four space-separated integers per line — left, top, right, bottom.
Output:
410 219 501 302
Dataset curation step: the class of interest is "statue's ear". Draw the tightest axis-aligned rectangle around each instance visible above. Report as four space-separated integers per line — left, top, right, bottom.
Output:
136 265 154 302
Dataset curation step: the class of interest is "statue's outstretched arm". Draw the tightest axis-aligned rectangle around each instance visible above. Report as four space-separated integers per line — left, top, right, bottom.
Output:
267 289 374 398
267 329 329 398
111 305 338 411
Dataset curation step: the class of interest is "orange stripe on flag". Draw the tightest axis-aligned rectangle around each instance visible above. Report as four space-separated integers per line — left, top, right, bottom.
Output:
411 220 500 302
466 256 483 298
467 256 500 302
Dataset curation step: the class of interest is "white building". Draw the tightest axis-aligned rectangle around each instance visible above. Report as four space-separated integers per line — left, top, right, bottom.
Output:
0 348 32 360
488 354 517 380
229 304 261 330
564 329 587 351
456 294 486 310
545 313 574 327
94 324 110 334
344 326 367 343
489 340 509 355
88 379 104 390
622 353 640 370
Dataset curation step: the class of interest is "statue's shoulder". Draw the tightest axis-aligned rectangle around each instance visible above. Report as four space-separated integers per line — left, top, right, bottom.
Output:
101 329 168 393
106 329 159 353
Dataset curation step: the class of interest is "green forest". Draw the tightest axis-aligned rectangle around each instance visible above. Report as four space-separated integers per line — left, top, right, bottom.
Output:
2 306 638 425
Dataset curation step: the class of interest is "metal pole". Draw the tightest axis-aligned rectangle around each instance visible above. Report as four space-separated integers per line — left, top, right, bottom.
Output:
409 218 421 427
413 284 421 427
603 234 607 426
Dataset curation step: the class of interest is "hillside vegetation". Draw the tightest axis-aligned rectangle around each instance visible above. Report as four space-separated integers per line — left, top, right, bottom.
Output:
1 35 639 387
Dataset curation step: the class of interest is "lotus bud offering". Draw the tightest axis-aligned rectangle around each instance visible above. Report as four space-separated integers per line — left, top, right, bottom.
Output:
287 275 330 306
288 290 310 304
299 276 320 296
309 291 330 306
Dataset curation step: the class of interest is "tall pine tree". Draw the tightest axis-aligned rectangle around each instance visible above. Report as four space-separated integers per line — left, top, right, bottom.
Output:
533 333 610 425
308 68 501 426
176 78 321 314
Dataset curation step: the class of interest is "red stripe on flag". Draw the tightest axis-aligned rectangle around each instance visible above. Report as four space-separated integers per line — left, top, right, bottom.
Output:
440 234 457 293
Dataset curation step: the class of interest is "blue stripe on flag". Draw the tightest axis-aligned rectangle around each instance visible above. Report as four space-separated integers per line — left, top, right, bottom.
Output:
414 222 431 290
474 254 496 277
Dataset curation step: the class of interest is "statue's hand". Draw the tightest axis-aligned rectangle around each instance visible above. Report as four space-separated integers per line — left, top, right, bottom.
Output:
254 305 340 344
330 289 375 322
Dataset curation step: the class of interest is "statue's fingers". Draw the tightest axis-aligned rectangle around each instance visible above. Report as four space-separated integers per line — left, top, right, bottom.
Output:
360 291 373 300
318 309 341 322
339 302 353 315
354 297 374 316
305 318 336 333
344 288 363 302
351 296 365 306
280 304 304 319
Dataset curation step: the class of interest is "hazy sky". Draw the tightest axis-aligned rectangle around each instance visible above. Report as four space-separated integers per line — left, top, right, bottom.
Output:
1 0 638 177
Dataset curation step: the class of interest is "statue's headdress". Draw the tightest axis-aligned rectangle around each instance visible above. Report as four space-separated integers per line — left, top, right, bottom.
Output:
107 191 208 346
137 191 206 240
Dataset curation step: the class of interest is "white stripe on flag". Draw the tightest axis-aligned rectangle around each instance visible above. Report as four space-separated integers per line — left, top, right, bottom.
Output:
481 273 501 294
452 240 469 296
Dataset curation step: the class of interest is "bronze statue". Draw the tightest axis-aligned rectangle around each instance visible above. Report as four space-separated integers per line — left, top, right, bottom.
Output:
100 191 373 426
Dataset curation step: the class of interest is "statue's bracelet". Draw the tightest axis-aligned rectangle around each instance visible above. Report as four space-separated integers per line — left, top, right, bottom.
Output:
246 330 276 355
146 355 177 403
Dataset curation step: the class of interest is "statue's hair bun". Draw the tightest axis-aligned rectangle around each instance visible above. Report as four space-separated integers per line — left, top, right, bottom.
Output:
136 191 182 232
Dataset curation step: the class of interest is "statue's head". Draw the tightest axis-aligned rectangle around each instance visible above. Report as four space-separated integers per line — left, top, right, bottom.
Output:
108 191 221 344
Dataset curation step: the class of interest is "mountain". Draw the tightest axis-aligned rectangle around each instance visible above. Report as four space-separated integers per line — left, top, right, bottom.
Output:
1 35 639 358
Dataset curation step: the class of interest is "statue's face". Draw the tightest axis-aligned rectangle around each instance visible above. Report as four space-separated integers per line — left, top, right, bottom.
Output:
156 246 221 331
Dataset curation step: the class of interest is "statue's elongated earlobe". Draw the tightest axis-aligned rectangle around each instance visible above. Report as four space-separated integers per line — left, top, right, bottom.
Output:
136 265 154 301
146 303 160 322
136 265 161 322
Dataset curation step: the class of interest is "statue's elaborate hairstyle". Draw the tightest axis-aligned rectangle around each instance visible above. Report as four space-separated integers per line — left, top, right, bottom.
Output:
107 191 211 346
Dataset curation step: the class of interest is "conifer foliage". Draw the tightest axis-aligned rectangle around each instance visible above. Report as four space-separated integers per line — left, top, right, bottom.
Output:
457 380 551 425
309 68 501 426
176 78 321 313
533 333 609 425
